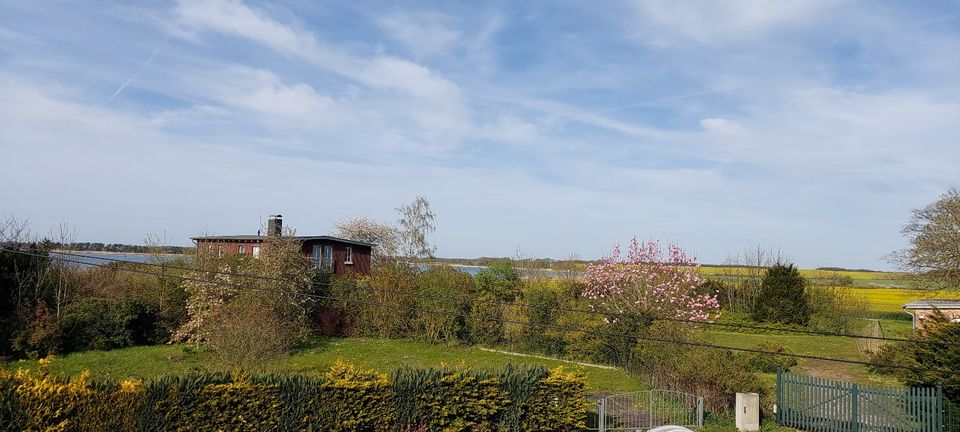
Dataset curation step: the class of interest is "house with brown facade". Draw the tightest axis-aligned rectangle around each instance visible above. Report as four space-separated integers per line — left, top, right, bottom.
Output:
903 299 960 330
192 215 372 276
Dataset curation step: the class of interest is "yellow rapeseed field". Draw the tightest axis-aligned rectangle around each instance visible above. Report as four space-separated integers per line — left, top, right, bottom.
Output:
849 288 955 312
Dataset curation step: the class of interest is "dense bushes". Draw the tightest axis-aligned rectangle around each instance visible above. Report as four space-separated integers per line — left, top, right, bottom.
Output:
0 360 586 431
414 266 473 344
1 244 188 360
625 322 767 413
806 285 867 332
517 280 565 355
59 298 164 352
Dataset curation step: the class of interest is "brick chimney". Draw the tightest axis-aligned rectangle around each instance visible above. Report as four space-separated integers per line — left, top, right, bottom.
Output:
267 215 282 236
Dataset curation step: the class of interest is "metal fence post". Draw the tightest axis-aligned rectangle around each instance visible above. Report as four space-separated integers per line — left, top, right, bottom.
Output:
598 399 605 432
776 367 783 424
649 391 654 428
937 385 944 432
697 396 704 428
851 383 860 432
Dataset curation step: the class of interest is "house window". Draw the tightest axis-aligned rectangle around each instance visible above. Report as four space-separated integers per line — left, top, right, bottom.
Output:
238 245 245 254
252 246 260 257
312 245 322 268
344 246 353 264
322 245 333 270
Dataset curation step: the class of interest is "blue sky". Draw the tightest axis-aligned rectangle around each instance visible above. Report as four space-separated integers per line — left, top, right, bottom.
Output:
1 1 958 269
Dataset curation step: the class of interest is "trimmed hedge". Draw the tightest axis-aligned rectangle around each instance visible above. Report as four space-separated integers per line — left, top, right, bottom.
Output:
0 359 586 431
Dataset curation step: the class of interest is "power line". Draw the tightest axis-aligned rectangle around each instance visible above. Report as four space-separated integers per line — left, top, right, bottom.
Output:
44 247 303 286
33 248 938 345
2 247 949 374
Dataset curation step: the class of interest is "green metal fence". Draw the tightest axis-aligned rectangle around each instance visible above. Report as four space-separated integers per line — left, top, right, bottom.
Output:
776 369 946 432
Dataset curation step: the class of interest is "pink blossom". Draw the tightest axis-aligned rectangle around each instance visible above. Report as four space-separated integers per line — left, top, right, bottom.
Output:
583 238 719 322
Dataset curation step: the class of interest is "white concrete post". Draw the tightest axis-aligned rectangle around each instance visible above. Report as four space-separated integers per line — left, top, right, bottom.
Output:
735 392 760 431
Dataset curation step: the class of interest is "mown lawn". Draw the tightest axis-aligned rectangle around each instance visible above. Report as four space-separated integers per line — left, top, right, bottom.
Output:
2 337 646 394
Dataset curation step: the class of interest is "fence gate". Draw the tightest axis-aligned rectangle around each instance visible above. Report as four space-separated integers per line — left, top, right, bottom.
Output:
597 390 704 431
776 369 945 432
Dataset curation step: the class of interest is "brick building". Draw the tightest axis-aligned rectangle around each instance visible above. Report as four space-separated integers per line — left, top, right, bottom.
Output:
903 299 960 330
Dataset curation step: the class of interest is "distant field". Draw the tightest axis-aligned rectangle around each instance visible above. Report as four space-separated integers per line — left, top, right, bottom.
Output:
698 266 923 290
697 267 904 279
2 337 645 394
851 288 956 312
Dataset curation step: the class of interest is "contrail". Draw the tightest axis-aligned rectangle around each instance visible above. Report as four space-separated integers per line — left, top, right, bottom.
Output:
96 36 169 107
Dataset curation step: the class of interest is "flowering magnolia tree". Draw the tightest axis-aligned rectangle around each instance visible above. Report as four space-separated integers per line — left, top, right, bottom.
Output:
584 238 720 321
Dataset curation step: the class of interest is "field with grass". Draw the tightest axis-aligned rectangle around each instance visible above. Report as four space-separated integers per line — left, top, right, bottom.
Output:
2 337 646 394
706 330 901 387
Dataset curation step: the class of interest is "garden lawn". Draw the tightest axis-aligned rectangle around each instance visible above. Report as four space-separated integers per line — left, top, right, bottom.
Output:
2 337 645 394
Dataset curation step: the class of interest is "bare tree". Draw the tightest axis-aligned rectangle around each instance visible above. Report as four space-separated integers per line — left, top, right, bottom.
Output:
396 196 437 261
0 216 31 245
893 187 960 289
49 222 77 319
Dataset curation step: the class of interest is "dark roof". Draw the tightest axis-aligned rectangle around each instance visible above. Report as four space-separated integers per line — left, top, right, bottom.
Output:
903 299 960 309
191 235 374 248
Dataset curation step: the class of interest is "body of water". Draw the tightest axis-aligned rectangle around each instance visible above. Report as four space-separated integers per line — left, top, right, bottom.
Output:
52 252 582 277
443 264 583 277
51 251 187 268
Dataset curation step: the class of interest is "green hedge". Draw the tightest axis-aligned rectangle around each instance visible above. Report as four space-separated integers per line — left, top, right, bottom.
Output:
0 359 586 431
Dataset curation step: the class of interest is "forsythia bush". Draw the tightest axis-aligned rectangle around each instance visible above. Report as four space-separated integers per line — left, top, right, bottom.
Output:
0 357 144 431
0 359 586 431
519 367 588 431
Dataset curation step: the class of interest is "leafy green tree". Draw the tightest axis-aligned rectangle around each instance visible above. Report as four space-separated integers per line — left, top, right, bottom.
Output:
520 282 564 355
752 264 810 325
474 261 521 302
468 261 521 345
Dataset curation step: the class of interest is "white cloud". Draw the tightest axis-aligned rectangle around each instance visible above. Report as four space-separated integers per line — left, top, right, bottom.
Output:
699 117 745 135
377 11 461 57
169 0 470 152
171 0 462 100
174 0 318 59
149 104 230 126
201 66 341 121
477 115 542 144
629 0 844 45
